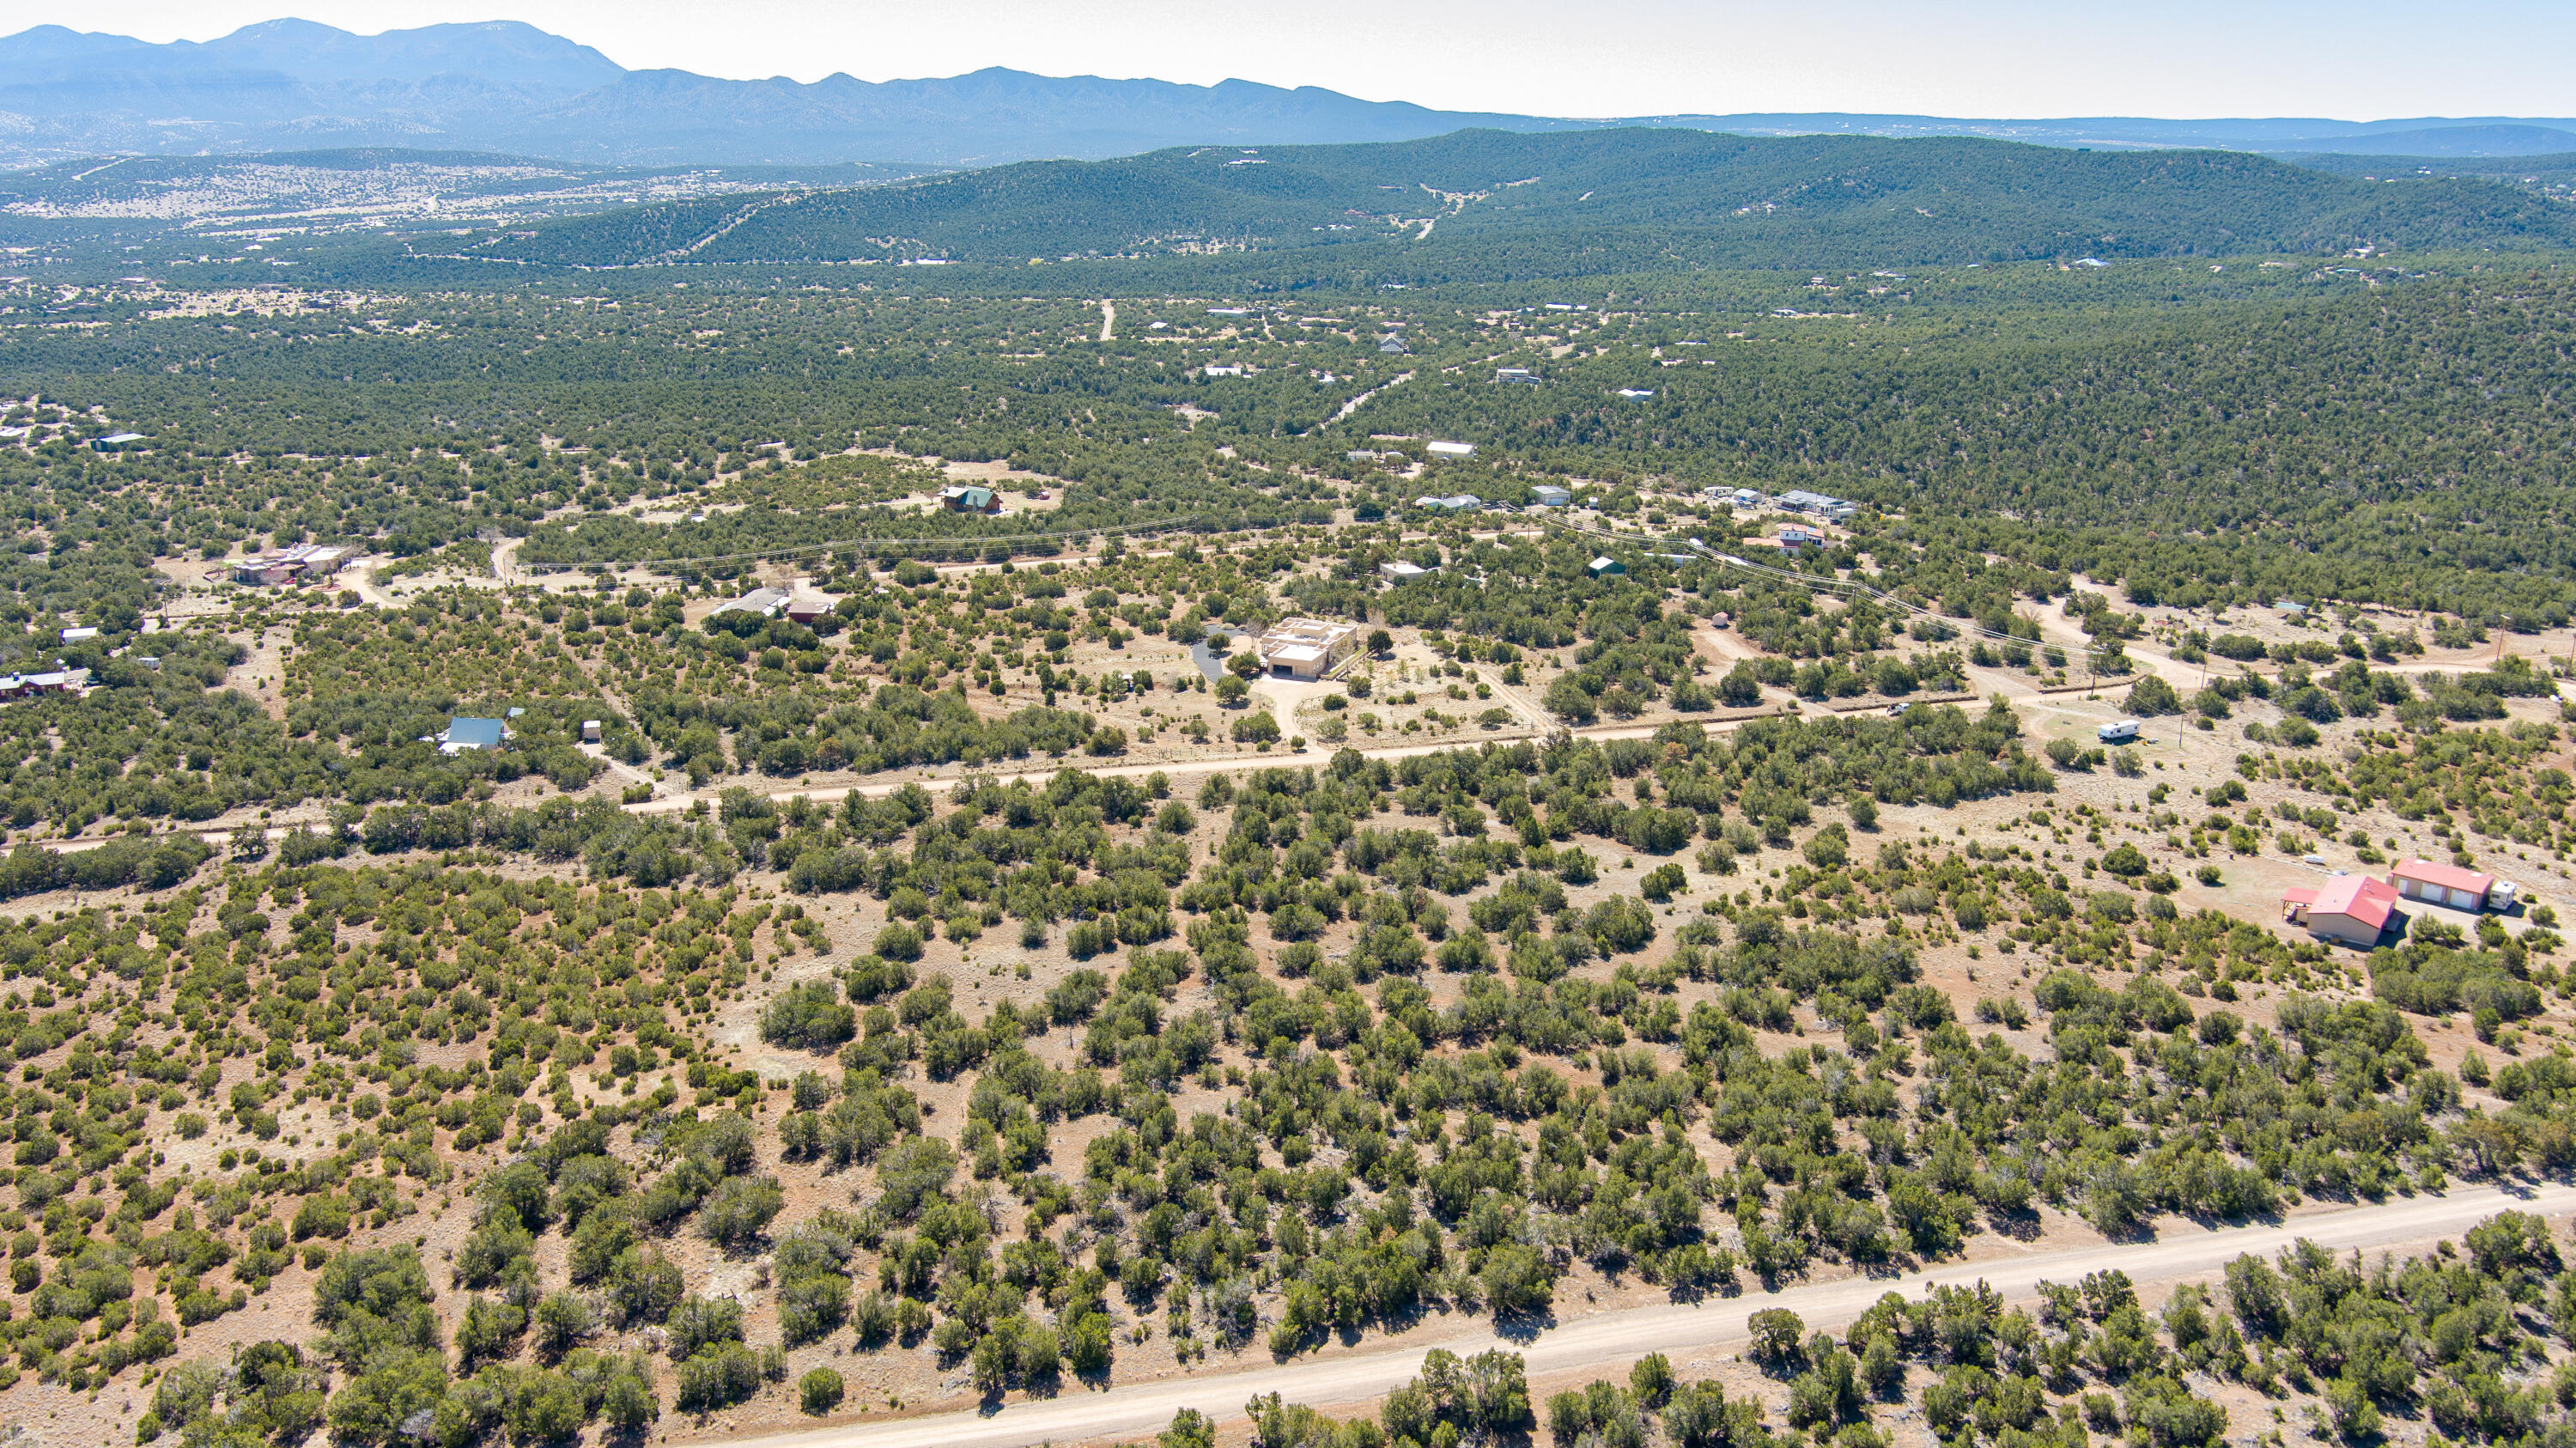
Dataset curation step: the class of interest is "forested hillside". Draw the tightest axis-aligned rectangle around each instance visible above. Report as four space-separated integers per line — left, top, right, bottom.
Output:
0 130 2571 1448
477 129 2576 272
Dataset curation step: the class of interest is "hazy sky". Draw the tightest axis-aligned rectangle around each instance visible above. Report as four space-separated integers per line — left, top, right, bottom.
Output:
13 0 2576 119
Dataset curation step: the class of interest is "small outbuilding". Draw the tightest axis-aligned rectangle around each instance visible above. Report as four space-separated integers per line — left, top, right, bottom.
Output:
1379 561 1435 584
1528 484 1571 508
1586 557 1625 579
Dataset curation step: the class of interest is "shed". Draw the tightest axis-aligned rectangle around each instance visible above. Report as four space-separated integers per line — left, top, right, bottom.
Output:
580 720 602 743
2391 858 2497 912
1586 557 1625 579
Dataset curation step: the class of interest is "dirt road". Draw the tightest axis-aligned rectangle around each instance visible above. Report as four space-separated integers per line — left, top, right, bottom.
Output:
714 1182 2576 1448
623 715 1680 818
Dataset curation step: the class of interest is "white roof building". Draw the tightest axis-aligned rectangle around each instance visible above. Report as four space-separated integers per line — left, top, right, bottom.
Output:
711 587 792 618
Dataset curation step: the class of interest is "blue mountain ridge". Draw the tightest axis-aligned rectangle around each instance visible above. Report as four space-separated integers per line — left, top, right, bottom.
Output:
0 19 2567 167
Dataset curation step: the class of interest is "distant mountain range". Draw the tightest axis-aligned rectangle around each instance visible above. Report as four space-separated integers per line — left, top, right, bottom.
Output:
3 19 2574 169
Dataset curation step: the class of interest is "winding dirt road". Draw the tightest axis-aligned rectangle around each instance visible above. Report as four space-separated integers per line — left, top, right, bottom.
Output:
714 1182 2576 1448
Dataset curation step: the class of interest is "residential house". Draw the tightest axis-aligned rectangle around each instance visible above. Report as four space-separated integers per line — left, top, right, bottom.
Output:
710 587 791 619
1777 490 1858 521
1586 557 1625 579
1425 441 1477 459
2281 873 2401 947
1254 618 1363 680
0 666 87 702
1528 484 1572 508
939 485 1000 514
229 543 354 587
1379 561 1435 584
428 718 509 755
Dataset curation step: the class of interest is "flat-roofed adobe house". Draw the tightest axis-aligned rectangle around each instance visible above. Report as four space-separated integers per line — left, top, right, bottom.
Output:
1255 618 1362 680
2281 873 2401 947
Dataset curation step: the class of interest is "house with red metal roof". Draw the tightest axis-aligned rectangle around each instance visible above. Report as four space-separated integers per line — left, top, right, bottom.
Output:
2391 858 2499 912
2281 873 2401 948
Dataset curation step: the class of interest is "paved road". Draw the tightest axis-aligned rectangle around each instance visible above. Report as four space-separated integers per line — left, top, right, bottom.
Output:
711 1183 2576 1448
